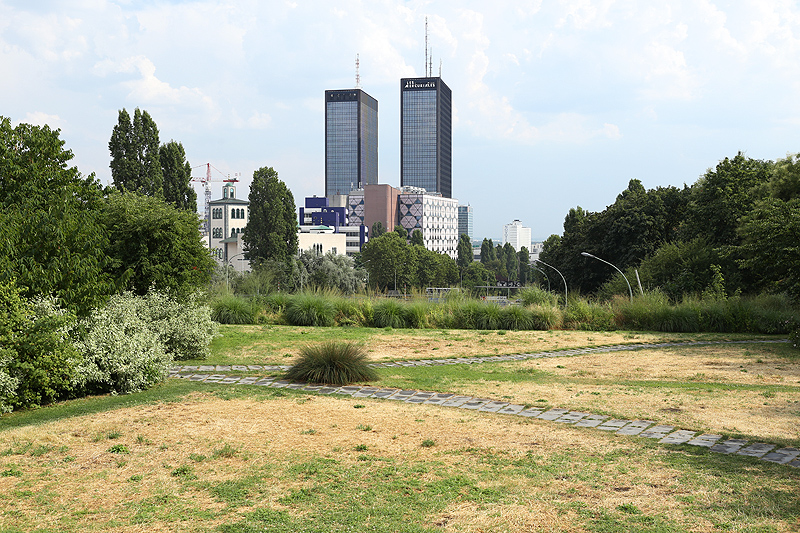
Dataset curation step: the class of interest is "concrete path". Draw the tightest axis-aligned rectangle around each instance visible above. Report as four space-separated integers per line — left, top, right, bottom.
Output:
169 339 799 469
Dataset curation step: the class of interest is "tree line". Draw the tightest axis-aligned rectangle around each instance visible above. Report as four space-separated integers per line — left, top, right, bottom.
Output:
538 152 800 301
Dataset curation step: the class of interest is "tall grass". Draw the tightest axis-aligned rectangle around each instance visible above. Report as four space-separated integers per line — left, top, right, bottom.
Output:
519 286 559 307
284 292 336 327
501 305 534 330
211 294 259 325
475 303 503 330
284 341 378 385
372 299 407 329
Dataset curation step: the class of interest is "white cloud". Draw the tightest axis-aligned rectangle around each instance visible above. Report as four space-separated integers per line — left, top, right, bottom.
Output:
18 112 65 130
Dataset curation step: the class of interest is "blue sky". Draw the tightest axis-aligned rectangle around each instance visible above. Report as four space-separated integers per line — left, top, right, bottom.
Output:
3 0 800 241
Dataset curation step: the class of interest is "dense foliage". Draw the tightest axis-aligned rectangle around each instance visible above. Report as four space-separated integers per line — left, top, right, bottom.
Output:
360 233 458 291
243 166 298 264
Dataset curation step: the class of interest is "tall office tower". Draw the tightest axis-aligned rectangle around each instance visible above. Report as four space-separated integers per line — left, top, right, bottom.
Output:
458 204 473 241
325 89 378 198
400 77 452 198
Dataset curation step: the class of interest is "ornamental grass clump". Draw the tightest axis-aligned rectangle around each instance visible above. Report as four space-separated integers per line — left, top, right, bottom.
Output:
372 299 407 329
285 341 378 386
284 292 336 327
211 294 258 324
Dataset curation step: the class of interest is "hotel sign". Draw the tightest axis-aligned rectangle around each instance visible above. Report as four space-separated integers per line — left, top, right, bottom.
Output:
403 78 437 90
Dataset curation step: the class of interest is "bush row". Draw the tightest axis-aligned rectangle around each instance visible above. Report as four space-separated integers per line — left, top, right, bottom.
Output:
209 289 797 336
0 281 217 413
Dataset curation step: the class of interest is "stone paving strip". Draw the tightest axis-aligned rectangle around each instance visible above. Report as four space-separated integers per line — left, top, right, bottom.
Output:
169 339 797 469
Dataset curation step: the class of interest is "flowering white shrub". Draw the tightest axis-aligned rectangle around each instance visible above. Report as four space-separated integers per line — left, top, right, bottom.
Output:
140 291 217 361
74 292 171 395
0 355 19 414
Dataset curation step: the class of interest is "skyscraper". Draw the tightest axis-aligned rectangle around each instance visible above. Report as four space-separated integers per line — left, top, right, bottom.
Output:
400 77 452 198
325 89 378 198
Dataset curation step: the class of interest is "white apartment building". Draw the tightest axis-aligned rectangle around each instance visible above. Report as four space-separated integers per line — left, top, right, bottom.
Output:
502 219 532 253
398 186 459 259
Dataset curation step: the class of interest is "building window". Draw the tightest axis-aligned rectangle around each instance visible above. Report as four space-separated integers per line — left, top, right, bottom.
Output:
331 247 337 255
212 208 222 219
212 228 223 238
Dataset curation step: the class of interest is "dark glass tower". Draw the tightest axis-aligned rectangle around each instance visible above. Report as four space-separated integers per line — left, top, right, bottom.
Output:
400 77 452 198
325 89 378 197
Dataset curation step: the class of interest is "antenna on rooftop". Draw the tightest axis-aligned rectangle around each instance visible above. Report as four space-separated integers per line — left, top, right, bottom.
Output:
355 53 361 89
429 47 433 77
424 17 428 75
439 58 442 77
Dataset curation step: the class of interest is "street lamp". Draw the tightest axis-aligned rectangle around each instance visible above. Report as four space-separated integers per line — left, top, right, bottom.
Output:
532 265 550 292
534 259 567 306
226 252 245 293
581 252 633 301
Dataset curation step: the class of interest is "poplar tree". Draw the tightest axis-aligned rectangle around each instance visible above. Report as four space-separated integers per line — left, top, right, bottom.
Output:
159 140 197 211
109 108 163 196
243 166 298 264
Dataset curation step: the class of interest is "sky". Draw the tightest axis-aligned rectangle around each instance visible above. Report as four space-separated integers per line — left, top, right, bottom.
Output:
3 0 800 241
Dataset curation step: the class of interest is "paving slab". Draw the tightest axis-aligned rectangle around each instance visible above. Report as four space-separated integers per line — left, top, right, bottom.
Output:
517 408 545 418
686 434 723 447
616 420 655 436
232 365 249 371
269 380 291 389
406 392 435 404
286 383 306 390
247 365 263 371
639 425 674 439
215 365 232 371
334 386 362 396
737 443 775 458
659 430 696 444
537 408 570 420
181 366 198 371
198 365 215 372
317 387 339 394
254 378 276 386
220 376 242 384
710 439 749 454
352 387 380 398
188 374 210 381
423 393 455 405
387 389 418 401
479 401 510 413
788 459 800 468
204 374 226 383
460 399 491 410
554 411 591 424
597 419 630 431
574 414 609 428
440 396 472 407
239 377 259 385
497 404 525 415
371 388 401 399
302 385 324 392
761 448 800 465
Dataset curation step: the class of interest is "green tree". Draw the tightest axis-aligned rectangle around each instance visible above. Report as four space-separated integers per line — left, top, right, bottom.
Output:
394 224 408 240
736 198 800 299
518 247 530 285
361 233 415 291
103 192 214 297
503 243 518 281
243 167 298 264
410 229 425 246
767 153 800 201
370 221 386 238
298 252 363 294
0 117 114 315
457 234 473 271
109 108 163 196
160 140 197 211
480 238 495 264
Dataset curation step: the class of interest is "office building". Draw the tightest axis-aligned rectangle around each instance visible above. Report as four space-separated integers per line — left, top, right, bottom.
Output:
458 204 473 241
325 89 378 198
502 219 532 253
400 77 452 198
398 186 459 259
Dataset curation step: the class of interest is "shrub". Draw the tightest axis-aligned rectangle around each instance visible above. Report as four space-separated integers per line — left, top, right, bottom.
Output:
284 292 336 327
285 341 378 385
372 300 407 329
451 299 482 330
74 292 172 395
404 300 431 329
211 294 258 324
790 324 799 349
475 303 503 330
563 298 616 331
142 291 217 360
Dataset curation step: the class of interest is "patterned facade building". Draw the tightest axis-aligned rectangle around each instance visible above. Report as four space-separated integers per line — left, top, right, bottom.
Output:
397 187 459 259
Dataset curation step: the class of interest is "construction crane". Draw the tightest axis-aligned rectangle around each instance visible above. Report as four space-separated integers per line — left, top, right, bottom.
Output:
190 163 240 234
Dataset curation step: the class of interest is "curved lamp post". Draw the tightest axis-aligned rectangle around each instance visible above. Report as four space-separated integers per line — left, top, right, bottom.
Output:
531 265 550 292
581 252 633 301
534 259 567 306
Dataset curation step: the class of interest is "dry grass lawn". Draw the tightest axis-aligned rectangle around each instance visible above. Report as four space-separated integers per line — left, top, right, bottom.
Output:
2 393 797 532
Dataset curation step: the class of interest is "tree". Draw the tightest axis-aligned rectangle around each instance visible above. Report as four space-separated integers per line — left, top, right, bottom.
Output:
736 198 800 299
394 225 408 240
109 108 163 196
410 229 425 246
160 140 197 211
371 221 386 238
298 252 363 294
457 234 473 271
243 167 298 264
518 247 530 285
0 117 114 315
360 233 412 291
480 238 495 264
103 191 214 297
